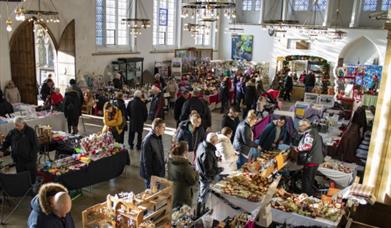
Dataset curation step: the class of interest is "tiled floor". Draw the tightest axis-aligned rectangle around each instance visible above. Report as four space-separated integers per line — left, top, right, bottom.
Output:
1 108 225 228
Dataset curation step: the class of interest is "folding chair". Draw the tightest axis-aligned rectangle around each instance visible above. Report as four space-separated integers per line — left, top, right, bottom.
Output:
0 171 32 225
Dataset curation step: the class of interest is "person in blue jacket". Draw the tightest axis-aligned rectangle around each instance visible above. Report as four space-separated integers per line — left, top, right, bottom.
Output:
28 183 75 228
258 116 287 151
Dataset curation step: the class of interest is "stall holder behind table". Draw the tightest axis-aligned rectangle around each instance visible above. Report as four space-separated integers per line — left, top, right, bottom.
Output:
38 149 130 190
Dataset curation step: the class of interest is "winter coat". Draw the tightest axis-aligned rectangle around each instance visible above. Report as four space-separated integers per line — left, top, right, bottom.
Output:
4 87 21 104
64 90 82 121
258 122 287 151
148 93 165 120
27 183 75 228
40 83 52 101
297 128 324 165
113 98 128 121
0 98 13 117
175 120 205 152
221 114 240 142
284 76 293 91
71 85 83 109
103 107 124 135
180 97 211 129
304 73 316 87
2 124 38 165
140 130 165 180
127 97 148 132
174 96 187 121
219 80 229 100
244 82 257 107
233 120 258 156
167 156 198 208
216 134 238 174
196 141 220 181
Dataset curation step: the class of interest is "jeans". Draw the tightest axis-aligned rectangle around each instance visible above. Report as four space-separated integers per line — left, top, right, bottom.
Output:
302 165 318 196
221 98 229 113
144 178 151 189
198 179 210 205
129 129 143 149
236 154 248 169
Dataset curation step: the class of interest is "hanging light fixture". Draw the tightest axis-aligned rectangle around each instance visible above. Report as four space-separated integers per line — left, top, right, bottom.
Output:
5 0 13 32
325 0 346 41
122 0 151 38
181 0 236 21
20 0 60 23
184 22 211 38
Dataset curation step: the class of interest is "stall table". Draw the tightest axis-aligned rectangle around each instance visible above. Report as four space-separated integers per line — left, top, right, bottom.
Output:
318 161 358 188
38 149 130 190
0 112 67 135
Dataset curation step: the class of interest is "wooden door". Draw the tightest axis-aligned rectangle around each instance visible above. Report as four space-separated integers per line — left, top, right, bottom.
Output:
9 21 37 104
58 20 76 93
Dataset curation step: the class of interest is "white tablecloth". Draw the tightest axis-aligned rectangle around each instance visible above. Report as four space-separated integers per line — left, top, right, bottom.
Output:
318 162 358 188
0 112 67 135
271 208 341 228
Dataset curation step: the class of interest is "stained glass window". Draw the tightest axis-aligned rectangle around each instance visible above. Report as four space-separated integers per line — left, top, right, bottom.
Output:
293 0 309 11
382 0 391 11
363 0 378 11
242 0 252 11
314 0 327 11
153 0 176 47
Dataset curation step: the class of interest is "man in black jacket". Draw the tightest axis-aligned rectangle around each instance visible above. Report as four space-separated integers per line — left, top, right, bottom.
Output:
221 106 240 142
1 117 38 183
219 77 230 113
64 87 82 135
174 90 190 127
196 132 222 215
0 95 13 117
304 71 316 92
127 90 148 150
243 79 257 119
140 118 166 188
180 90 211 129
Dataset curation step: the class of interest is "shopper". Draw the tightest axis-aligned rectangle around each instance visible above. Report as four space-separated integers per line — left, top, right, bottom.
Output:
148 85 165 120
174 90 190 127
243 79 257 119
64 87 82 134
166 78 178 109
140 118 166 189
219 76 230 113
127 90 148 150
50 88 64 111
167 141 198 208
0 95 14 117
256 95 267 118
233 110 261 169
221 106 240 142
195 132 221 216
1 117 38 183
83 90 96 115
235 76 245 109
216 127 238 174
4 80 21 104
304 71 316 92
102 102 125 143
294 119 324 196
69 79 83 107
180 89 211 129
112 92 127 143
40 79 54 102
258 116 287 151
175 111 205 161
27 183 75 228
283 73 293 101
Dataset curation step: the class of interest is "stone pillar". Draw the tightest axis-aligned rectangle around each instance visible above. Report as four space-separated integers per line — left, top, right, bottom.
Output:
258 0 266 24
350 0 362 28
322 0 335 27
363 21 391 203
281 0 290 21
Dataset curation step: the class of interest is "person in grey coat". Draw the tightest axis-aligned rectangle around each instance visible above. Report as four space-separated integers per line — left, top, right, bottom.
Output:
233 110 261 169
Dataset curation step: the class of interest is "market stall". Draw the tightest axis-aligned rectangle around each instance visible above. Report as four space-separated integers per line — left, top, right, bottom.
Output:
38 132 130 190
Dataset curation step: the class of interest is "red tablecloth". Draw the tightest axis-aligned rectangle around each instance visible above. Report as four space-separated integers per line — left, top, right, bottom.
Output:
207 91 235 105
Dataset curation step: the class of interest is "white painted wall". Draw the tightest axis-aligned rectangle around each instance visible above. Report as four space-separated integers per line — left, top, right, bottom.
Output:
0 0 219 91
340 36 380 65
219 24 387 79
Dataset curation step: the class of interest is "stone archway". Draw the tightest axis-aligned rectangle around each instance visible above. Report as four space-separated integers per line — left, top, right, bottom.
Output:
339 36 381 65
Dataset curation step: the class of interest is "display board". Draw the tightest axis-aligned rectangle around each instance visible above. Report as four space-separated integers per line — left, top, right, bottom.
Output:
231 34 254 61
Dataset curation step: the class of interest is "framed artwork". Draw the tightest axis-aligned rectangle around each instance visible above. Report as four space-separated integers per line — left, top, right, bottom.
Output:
159 8 168 26
318 95 335 108
231 34 254 61
304 93 319 104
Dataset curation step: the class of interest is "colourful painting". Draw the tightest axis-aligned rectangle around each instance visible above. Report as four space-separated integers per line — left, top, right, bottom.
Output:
231 34 254 61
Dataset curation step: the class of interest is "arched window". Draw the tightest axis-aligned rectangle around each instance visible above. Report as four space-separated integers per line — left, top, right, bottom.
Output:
153 0 178 47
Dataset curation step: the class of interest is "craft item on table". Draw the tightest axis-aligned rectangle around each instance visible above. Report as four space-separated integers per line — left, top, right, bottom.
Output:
271 188 344 222
242 150 288 176
80 132 115 155
320 157 353 174
214 173 271 202
172 205 193 227
349 184 374 199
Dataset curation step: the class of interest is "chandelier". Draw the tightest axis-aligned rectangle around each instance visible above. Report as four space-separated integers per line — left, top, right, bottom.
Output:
184 23 211 37
225 17 244 34
181 0 236 22
122 0 151 37
15 0 60 24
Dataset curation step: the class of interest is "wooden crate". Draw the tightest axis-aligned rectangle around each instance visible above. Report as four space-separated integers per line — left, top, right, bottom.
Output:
82 176 173 228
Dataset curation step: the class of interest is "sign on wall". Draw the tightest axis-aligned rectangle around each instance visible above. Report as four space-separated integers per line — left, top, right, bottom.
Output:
159 8 168 26
231 34 254 61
